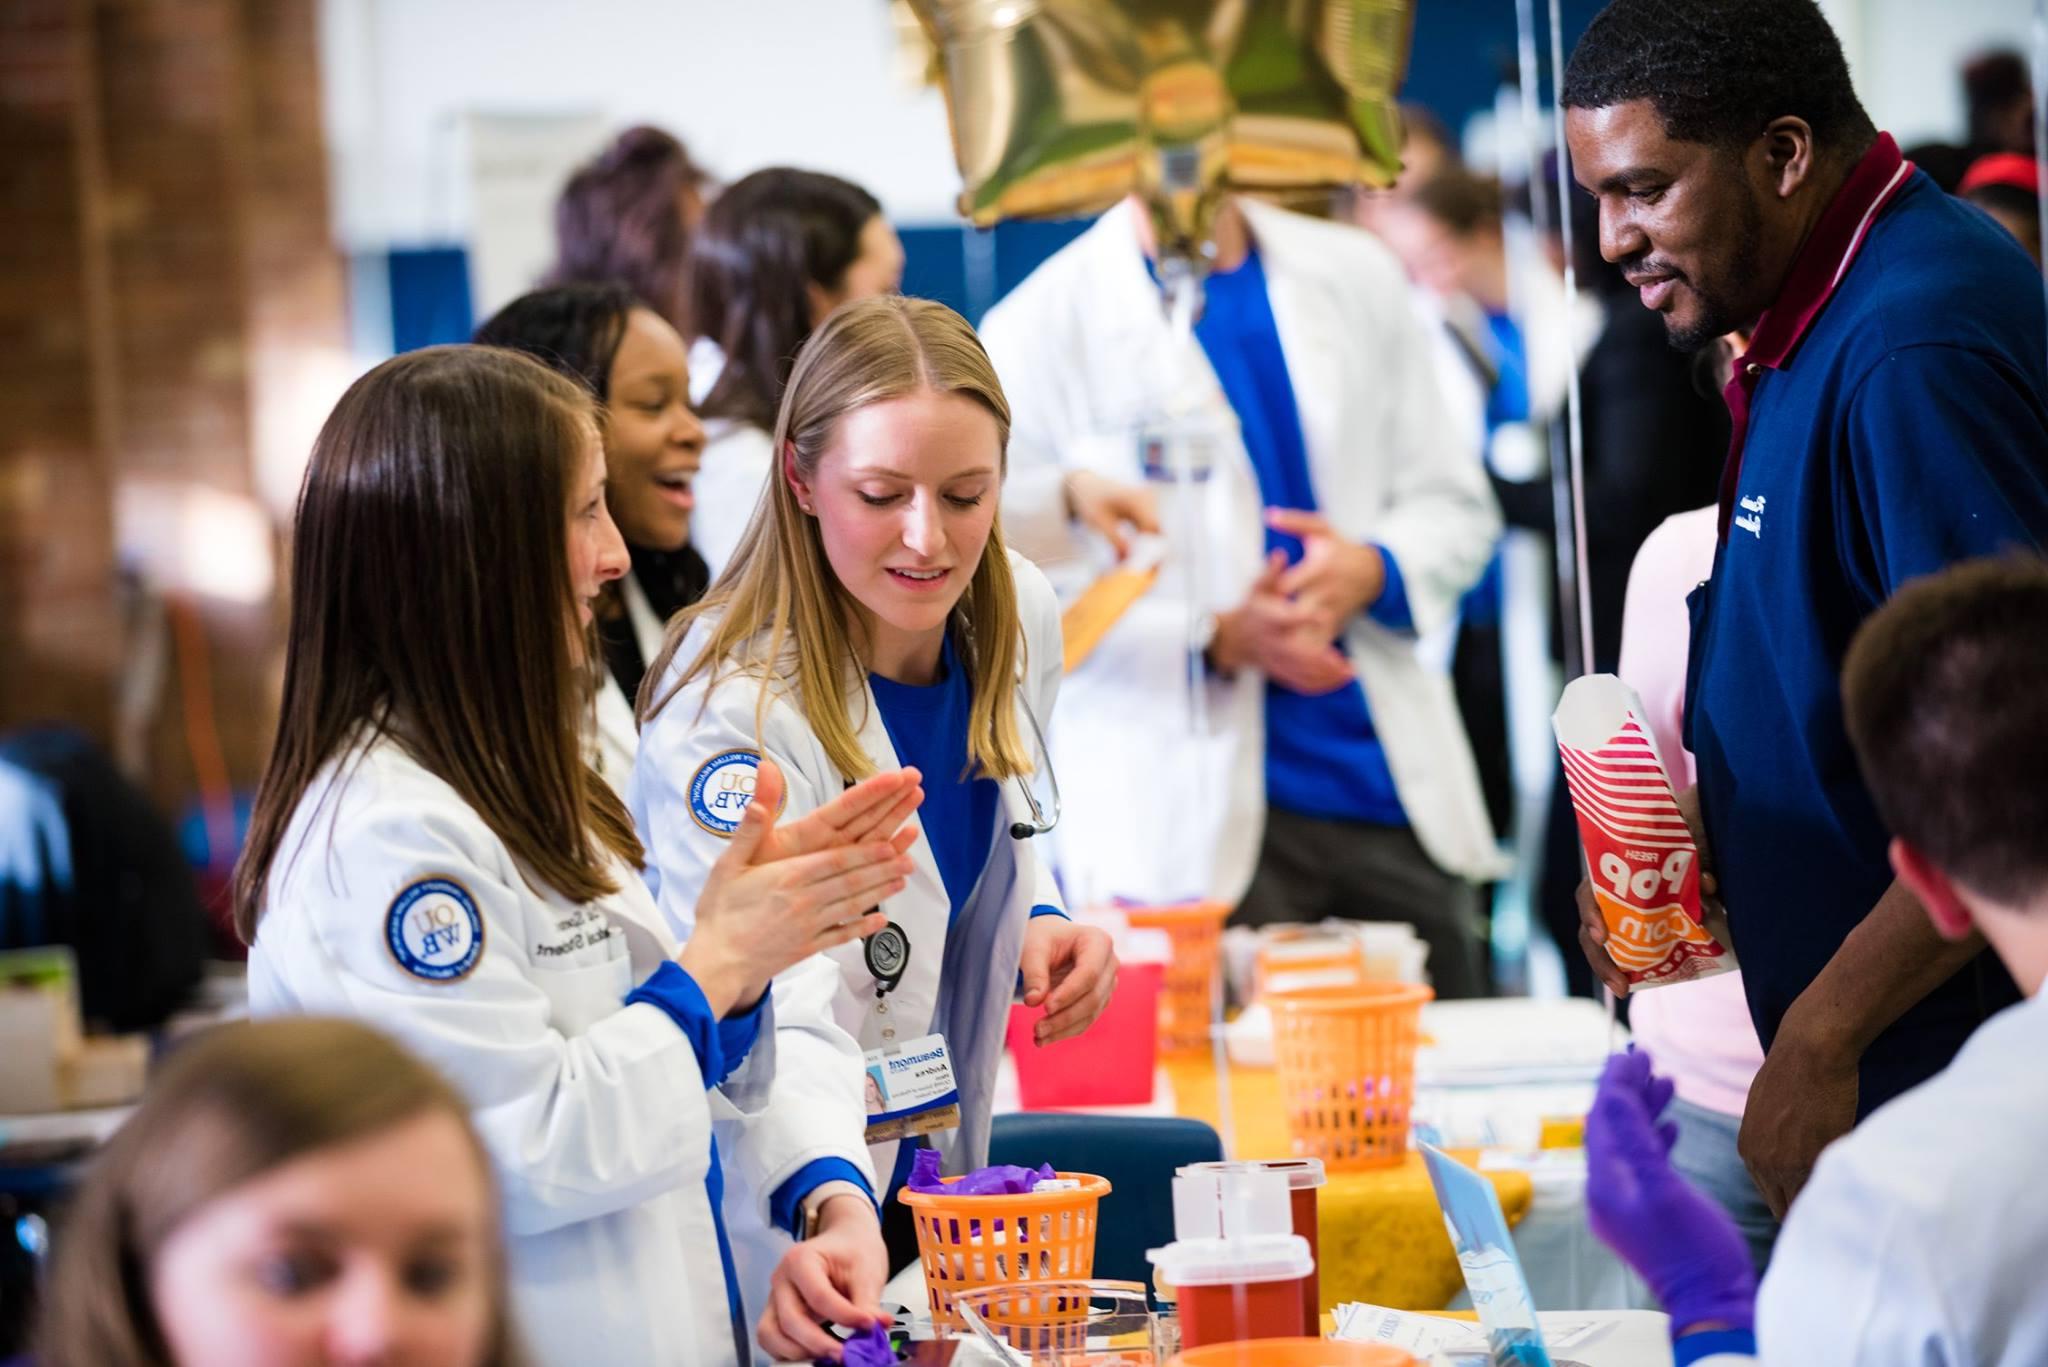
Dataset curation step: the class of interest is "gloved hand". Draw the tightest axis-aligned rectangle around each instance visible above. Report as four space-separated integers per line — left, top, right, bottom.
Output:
906 1147 1057 1195
836 1322 898 1367
1586 1049 1757 1334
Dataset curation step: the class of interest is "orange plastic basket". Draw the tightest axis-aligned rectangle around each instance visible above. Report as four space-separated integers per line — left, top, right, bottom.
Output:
1268 982 1434 1171
1170 1339 1418 1367
1122 900 1230 1053
899 1172 1113 1326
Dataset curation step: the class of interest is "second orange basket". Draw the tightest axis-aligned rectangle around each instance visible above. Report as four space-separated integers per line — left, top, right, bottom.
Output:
1267 981 1433 1170
1122 900 1231 1053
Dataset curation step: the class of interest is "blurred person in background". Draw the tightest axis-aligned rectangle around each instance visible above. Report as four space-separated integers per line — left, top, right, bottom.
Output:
473 284 709 791
1959 153 2042 265
234 345 920 1365
1370 165 1604 845
548 126 711 336
37 1017 519 1367
685 168 905 579
1964 50 2036 160
1350 101 1461 237
0 726 211 1028
983 191 1503 997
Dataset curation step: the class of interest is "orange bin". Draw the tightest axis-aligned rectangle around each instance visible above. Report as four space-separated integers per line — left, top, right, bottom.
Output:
1268 982 1433 1171
1122 900 1231 1053
1170 1339 1418 1367
899 1171 1112 1326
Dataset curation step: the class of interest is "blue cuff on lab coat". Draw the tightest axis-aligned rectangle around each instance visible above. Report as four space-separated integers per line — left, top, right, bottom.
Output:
1673 1328 1757 1365
769 1158 879 1238
1366 545 1412 632
625 962 764 1087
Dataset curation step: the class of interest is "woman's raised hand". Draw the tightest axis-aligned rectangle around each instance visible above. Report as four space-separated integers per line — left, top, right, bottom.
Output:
678 759 921 1016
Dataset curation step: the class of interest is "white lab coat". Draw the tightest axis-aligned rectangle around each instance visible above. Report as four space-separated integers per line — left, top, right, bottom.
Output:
687 337 776 583
1742 987 2048 1365
629 548 1066 1319
981 198 1506 906
249 733 770 1367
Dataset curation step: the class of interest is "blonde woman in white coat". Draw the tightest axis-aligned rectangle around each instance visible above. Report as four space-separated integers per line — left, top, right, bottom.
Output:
233 346 921 1366
634 296 1119 1358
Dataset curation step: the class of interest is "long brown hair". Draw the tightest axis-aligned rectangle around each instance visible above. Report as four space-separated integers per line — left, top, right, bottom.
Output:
689 167 883 430
641 295 1031 782
232 346 642 942
36 1018 522 1367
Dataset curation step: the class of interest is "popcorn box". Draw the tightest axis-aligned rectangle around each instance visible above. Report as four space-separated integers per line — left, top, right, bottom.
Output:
1552 675 1735 989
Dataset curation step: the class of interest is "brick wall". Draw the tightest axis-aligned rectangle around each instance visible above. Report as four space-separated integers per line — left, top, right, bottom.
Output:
1 0 346 821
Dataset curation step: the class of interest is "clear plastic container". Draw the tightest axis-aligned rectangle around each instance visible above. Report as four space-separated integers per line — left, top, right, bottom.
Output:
950 1279 1160 1365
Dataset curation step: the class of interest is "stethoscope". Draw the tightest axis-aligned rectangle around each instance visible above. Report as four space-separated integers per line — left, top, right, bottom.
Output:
856 678 1060 1031
1008 688 1061 840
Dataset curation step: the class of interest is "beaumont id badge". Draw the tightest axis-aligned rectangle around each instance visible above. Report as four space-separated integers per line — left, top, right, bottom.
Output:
862 1033 962 1144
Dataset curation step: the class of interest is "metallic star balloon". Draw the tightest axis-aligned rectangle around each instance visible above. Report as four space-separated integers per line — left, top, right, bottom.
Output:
905 0 1415 268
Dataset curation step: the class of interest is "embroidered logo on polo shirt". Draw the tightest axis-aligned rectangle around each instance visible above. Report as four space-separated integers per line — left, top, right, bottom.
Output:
386 877 484 982
1734 494 1766 540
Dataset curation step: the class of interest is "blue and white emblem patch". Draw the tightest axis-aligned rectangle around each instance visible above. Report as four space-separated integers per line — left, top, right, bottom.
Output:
689 748 766 837
386 877 484 982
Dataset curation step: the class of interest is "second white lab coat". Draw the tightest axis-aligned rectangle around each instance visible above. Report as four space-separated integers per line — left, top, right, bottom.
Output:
981 197 1506 905
629 548 1068 1325
249 733 771 1367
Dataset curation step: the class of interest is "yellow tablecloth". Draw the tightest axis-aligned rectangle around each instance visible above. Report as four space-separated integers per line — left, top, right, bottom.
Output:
1162 1053 1534 1313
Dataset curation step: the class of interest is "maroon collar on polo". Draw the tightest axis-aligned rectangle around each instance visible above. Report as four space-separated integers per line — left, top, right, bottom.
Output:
1717 133 1914 540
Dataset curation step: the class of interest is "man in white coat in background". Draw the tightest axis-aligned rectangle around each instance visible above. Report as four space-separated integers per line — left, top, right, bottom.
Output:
983 192 1506 997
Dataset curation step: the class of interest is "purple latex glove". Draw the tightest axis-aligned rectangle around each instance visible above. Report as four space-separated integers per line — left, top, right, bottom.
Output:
1586 1049 1757 1335
905 1148 1059 1196
907 1149 946 1192
836 1322 897 1367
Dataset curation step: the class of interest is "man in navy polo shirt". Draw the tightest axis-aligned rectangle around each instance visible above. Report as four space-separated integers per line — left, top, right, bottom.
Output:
1562 0 2048 1220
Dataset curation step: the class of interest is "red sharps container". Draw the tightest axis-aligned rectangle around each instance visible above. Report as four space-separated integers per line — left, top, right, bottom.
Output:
1149 1234 1315 1348
1181 1158 1327 1328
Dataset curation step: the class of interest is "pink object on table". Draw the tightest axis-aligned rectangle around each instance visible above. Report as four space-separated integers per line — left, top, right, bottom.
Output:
1616 508 1766 1118
1007 958 1162 1108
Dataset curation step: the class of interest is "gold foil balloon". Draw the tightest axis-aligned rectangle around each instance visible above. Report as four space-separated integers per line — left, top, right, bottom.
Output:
906 0 1415 273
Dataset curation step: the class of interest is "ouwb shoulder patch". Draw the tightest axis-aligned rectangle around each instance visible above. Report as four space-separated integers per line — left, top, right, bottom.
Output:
386 877 484 982
688 748 770 837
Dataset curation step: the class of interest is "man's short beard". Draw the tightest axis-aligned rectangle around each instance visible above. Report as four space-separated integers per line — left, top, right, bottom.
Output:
1664 189 1766 353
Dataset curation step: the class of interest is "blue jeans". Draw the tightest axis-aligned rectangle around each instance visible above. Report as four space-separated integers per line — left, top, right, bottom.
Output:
1667 1094 1779 1272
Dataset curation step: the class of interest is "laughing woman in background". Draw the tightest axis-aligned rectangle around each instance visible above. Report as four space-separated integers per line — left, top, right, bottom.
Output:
475 284 708 791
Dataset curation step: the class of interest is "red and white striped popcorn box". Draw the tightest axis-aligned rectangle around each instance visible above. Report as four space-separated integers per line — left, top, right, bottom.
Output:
1553 674 1736 989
